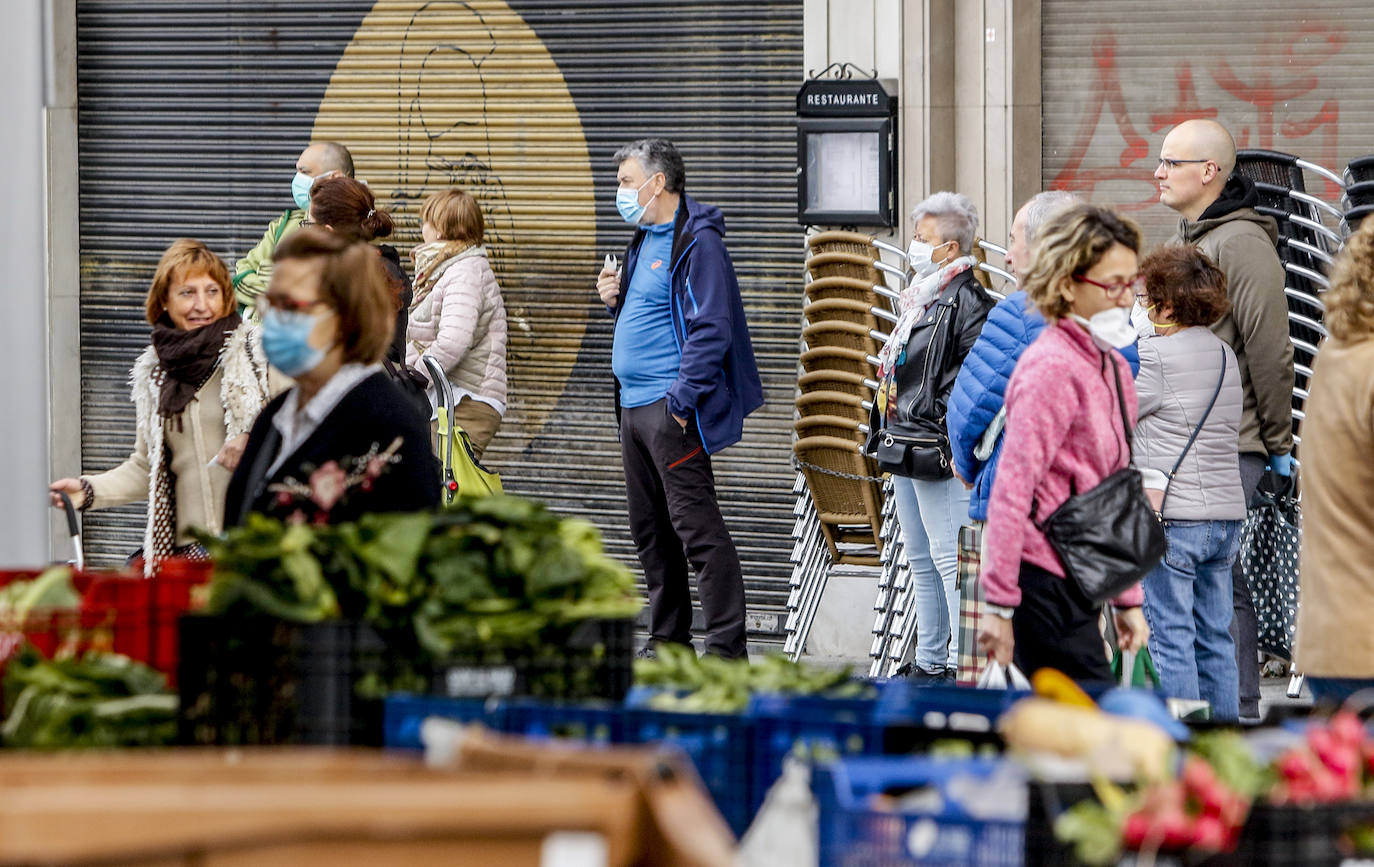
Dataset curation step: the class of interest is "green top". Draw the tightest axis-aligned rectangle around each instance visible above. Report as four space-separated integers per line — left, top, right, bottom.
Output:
233 208 306 316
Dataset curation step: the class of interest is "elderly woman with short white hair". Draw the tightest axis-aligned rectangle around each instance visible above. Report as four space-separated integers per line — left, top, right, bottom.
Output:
867 191 995 682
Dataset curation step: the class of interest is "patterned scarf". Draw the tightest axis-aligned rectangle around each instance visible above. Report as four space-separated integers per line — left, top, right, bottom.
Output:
875 257 975 379
409 240 477 311
151 312 240 418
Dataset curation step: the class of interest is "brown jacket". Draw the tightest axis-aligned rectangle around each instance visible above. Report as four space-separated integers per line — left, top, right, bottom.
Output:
1171 179 1294 458
1294 338 1374 677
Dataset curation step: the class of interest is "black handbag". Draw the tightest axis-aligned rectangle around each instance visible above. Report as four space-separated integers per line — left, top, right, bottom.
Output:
873 425 954 481
1239 471 1301 661
1034 357 1165 604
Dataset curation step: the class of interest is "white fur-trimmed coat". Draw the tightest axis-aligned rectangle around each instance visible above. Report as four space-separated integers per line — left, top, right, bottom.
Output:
84 322 278 570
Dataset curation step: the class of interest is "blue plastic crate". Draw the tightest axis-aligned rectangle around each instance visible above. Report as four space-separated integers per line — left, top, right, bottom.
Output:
625 706 755 838
813 755 1027 867
502 699 624 746
382 695 505 751
748 693 884 816
874 681 1024 732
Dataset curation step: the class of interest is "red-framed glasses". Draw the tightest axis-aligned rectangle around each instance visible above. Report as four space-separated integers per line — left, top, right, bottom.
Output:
1074 272 1144 300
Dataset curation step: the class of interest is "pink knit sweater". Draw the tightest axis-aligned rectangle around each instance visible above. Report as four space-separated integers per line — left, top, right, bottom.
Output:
982 318 1145 609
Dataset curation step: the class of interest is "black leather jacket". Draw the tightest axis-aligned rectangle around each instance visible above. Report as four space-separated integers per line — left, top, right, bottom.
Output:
869 268 995 448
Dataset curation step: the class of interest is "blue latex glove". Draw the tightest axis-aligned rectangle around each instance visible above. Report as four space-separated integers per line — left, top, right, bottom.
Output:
1268 453 1294 477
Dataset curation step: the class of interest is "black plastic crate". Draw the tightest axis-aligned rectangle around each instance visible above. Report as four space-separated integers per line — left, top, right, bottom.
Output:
432 617 633 702
1210 801 1374 867
177 616 388 746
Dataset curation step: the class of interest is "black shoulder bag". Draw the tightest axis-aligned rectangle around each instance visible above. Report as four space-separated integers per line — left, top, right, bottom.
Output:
1034 355 1166 604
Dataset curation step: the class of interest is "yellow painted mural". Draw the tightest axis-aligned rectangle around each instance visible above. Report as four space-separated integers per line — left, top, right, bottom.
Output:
312 0 598 449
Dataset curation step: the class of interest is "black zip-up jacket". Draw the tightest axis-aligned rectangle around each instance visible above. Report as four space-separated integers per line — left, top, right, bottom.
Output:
869 268 995 453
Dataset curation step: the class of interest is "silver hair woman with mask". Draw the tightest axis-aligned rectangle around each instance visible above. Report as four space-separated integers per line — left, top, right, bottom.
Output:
868 191 995 682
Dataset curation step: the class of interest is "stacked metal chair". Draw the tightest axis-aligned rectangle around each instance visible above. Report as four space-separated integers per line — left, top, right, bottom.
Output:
864 238 1013 677
784 231 902 659
1233 150 1344 454
1233 149 1348 700
1341 155 1374 235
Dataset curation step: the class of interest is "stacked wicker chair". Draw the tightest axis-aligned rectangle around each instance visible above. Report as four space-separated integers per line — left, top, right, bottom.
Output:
783 231 901 658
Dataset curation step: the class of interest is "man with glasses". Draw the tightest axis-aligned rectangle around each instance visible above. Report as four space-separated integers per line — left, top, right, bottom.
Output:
1156 118 1294 723
233 141 355 317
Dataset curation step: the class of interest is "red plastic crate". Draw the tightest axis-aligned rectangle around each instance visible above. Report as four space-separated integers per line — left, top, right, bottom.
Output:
0 559 211 687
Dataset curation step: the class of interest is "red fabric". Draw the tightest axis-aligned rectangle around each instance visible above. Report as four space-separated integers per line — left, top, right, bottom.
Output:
982 318 1145 609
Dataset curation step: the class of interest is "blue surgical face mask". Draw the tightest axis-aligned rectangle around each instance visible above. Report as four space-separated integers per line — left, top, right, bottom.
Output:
291 169 337 211
261 305 332 377
615 175 659 225
291 172 314 211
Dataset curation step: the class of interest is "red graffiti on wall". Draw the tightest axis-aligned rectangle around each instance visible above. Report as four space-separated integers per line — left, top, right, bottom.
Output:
1050 32 1153 208
1052 23 1348 203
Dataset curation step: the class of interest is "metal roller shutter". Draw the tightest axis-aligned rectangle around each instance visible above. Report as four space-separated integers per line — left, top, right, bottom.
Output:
76 1 803 641
1042 2 1373 242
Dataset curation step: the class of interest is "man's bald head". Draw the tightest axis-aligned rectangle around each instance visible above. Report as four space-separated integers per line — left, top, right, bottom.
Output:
1170 120 1236 177
297 142 354 179
1156 120 1237 220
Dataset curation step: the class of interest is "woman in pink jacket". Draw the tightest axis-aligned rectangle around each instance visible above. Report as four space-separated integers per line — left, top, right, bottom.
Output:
406 189 508 459
977 204 1151 680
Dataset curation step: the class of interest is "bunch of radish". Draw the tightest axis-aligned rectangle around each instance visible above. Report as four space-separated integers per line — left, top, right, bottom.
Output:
1270 710 1366 805
1119 755 1251 853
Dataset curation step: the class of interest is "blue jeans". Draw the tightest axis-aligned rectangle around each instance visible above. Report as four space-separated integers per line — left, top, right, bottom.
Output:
891 474 970 673
1308 678 1374 707
1143 519 1242 722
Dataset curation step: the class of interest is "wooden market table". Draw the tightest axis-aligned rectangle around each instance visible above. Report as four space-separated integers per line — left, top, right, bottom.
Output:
0 740 734 866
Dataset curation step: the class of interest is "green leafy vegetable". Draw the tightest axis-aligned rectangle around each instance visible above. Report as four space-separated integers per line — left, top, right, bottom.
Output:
1 644 177 748
633 643 875 713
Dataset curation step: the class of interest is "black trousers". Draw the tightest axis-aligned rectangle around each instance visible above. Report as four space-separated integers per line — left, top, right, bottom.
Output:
619 399 747 658
1232 453 1267 718
1012 561 1113 683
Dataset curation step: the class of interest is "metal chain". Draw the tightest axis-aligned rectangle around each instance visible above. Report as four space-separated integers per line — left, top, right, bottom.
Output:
792 457 886 484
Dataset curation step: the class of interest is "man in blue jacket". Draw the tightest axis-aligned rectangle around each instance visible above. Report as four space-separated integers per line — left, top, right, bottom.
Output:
595 138 764 659
947 191 1139 525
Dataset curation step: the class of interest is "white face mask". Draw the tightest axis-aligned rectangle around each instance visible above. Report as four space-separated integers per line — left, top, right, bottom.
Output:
907 240 943 277
1072 306 1137 350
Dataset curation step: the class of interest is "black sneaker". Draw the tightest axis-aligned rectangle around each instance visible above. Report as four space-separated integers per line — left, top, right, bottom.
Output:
635 644 658 661
903 665 948 685
941 667 958 684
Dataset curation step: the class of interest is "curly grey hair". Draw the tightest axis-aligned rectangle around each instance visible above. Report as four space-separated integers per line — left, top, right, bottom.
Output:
911 192 979 254
613 138 686 194
1022 190 1078 243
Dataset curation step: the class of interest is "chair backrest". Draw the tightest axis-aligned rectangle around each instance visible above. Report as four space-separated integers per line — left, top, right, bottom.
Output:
1344 155 1374 187
1343 180 1374 210
792 434 883 530
794 414 866 445
806 250 882 284
799 345 878 378
1235 149 1306 194
802 319 885 355
798 369 873 398
807 230 879 258
805 275 891 311
795 389 868 422
1343 204 1374 234
803 296 883 330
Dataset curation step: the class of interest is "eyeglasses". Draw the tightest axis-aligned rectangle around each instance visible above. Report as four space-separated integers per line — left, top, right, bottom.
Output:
301 219 317 227
262 293 330 314
1075 272 1144 300
1157 158 1211 172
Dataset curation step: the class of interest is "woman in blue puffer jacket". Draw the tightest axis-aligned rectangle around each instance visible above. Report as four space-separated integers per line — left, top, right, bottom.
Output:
947 191 1138 523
